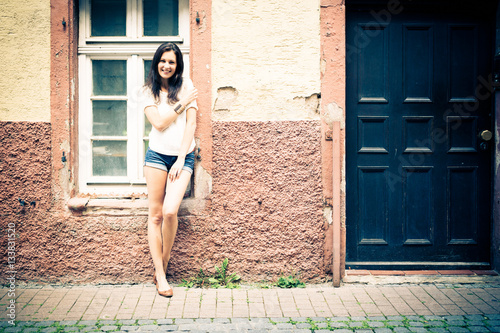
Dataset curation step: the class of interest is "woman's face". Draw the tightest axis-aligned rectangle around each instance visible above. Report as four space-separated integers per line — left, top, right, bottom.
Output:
157 50 177 81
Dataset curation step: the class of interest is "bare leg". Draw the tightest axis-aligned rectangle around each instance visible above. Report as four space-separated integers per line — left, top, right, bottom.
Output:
161 170 192 278
144 166 169 291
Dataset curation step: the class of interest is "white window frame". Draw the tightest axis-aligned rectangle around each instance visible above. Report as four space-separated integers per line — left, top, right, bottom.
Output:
78 0 190 195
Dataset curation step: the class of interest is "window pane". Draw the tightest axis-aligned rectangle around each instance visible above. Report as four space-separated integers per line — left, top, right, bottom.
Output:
92 140 127 176
93 60 127 96
144 117 152 136
93 101 127 136
144 60 152 82
143 0 179 36
143 60 153 137
91 0 126 36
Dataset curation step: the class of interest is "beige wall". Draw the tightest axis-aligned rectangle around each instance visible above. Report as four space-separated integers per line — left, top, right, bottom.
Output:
0 0 51 122
212 0 321 121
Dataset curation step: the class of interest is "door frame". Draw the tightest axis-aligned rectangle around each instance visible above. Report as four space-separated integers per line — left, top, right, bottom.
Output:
323 0 500 283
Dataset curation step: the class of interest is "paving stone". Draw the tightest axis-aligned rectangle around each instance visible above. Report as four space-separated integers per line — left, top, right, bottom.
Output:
100 320 117 325
426 321 446 327
350 322 364 328
369 317 387 321
330 317 350 322
375 329 393 333
212 319 230 324
355 329 374 333
275 323 294 329
447 327 470 333
330 322 349 328
352 317 368 321
394 328 411 333
155 325 178 332
80 320 100 326
333 330 357 333
40 328 57 333
487 315 500 320
252 322 274 329
407 316 423 321
409 321 425 327
194 319 212 324
409 328 429 333
120 326 139 331
137 320 155 325
16 322 33 327
139 325 159 331
250 318 270 324
232 318 250 323
291 330 312 333
428 328 447 333
468 327 491 333
316 322 328 328
448 320 466 327
466 315 487 321
21 328 38 333
4 328 22 333
100 326 118 331
387 321 405 327
315 330 332 333
368 322 385 328
80 326 99 332
0 322 12 328
35 321 56 327
295 323 312 329
291 317 308 322
445 316 465 321
271 317 290 323
310 317 327 321
469 321 487 326
424 316 444 321
388 316 406 321
488 327 500 333
489 321 500 327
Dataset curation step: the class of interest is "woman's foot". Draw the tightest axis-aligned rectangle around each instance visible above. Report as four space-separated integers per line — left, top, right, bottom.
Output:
155 271 173 297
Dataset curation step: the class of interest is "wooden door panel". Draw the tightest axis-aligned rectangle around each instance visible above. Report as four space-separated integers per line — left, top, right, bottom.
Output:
346 4 493 267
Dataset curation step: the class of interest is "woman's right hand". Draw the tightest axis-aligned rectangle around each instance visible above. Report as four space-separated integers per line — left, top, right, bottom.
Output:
181 87 198 106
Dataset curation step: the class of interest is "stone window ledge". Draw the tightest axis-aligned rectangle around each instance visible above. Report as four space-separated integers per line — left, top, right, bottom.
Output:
67 197 206 216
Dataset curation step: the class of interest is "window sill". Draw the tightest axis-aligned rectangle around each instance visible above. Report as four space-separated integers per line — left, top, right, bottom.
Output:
67 197 206 216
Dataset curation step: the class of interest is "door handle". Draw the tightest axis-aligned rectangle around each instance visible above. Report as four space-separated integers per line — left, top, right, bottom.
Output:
480 130 493 141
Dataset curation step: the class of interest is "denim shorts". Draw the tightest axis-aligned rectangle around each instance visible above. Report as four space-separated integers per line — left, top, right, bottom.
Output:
144 148 195 174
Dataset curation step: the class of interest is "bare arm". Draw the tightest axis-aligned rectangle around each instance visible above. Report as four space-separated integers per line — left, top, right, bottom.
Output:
144 87 198 132
168 106 197 181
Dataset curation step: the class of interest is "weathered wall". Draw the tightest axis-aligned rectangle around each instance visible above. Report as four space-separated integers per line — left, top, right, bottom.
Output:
0 121 326 283
0 0 334 285
0 0 51 122
211 0 321 121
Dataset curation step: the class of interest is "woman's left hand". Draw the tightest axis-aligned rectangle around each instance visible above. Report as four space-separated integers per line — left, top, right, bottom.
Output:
169 157 185 182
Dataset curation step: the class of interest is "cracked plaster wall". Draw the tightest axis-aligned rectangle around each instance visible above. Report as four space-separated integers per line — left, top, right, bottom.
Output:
212 0 321 121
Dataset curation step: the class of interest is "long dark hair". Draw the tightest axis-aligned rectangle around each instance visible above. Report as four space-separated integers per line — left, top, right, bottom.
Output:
145 42 184 104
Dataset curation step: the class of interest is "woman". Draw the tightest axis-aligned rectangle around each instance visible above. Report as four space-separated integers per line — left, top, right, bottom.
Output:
141 42 198 297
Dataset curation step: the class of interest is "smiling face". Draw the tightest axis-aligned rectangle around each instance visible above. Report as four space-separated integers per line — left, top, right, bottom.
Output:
157 50 177 81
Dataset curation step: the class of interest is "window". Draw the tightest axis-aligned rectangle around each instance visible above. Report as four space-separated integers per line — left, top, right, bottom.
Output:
78 0 191 195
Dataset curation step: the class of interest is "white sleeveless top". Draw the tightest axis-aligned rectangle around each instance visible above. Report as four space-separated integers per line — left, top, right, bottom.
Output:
139 78 197 156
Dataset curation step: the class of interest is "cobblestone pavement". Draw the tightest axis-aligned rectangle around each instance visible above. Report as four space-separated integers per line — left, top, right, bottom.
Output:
2 315 500 332
1 280 500 332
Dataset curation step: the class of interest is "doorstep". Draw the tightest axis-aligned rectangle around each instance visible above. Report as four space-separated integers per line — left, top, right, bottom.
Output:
343 269 500 285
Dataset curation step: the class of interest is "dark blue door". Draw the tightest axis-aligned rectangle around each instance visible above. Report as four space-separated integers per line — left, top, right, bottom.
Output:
346 2 495 268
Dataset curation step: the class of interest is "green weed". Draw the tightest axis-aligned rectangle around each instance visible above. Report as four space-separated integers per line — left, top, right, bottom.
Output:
179 258 241 289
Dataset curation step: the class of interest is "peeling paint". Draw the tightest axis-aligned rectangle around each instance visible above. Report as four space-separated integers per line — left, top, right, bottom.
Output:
194 160 213 199
322 102 345 129
213 86 238 112
323 206 333 224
